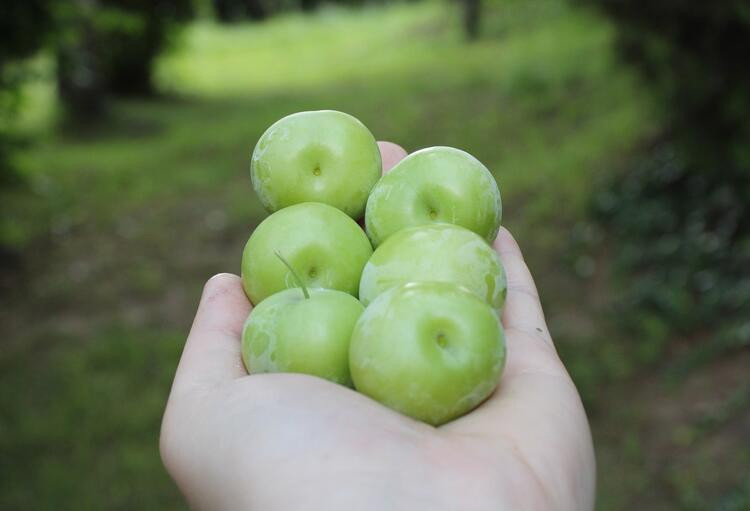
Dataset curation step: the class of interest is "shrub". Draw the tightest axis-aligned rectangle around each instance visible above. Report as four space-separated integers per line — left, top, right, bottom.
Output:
579 1 750 369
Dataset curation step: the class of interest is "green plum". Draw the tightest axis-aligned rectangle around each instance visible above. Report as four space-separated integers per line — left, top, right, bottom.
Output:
350 281 506 425
365 146 502 247
358 223 507 309
241 202 372 305
251 110 382 219
242 287 364 386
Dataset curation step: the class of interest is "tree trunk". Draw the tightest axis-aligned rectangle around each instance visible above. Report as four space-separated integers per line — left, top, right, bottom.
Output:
213 0 237 22
463 0 481 41
300 0 319 13
55 7 105 119
214 0 266 22
245 0 267 20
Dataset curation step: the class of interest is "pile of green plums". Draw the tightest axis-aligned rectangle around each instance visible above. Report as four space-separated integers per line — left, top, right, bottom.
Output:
240 110 507 426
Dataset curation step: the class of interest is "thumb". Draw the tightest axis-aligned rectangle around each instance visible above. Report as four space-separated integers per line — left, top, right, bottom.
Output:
171 273 251 394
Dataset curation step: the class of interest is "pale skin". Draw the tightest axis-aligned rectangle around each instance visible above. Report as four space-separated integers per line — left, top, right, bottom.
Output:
160 141 597 510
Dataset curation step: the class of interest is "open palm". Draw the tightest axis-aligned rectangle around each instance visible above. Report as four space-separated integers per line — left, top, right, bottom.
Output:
160 143 596 510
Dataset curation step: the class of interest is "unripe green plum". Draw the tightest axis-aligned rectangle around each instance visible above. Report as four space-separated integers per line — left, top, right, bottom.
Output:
251 110 382 219
243 288 364 386
365 146 502 247
350 281 506 425
242 202 372 305
359 223 507 309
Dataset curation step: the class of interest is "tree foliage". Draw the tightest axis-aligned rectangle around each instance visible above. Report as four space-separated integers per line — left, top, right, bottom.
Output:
583 0 750 171
0 1 53 187
582 1 750 350
55 0 194 118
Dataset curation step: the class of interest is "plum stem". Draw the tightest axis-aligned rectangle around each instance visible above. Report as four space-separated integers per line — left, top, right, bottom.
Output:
274 250 310 299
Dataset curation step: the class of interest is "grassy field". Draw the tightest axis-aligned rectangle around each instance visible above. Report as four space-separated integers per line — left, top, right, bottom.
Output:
1 1 747 509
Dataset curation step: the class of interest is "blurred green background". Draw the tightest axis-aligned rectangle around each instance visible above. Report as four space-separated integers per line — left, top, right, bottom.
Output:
1 0 748 509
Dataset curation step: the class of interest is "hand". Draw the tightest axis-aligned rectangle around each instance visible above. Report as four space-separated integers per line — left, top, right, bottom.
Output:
160 142 596 510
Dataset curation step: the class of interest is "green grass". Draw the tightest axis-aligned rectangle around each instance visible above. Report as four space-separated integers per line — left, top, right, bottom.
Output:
0 328 184 508
9 1 747 509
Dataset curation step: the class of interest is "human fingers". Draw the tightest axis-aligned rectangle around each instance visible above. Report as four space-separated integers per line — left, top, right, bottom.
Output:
170 273 251 394
444 228 595 508
377 141 408 174
494 227 553 345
